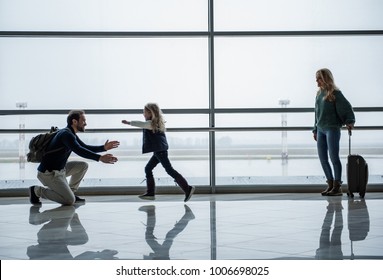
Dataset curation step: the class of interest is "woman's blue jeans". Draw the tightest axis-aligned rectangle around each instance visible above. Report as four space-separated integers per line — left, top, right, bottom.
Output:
316 127 342 181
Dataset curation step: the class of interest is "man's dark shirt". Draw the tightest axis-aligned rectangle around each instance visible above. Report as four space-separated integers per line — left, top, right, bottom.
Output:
37 126 105 172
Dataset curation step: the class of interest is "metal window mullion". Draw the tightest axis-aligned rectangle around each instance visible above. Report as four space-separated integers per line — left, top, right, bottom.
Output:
208 0 216 193
208 0 217 262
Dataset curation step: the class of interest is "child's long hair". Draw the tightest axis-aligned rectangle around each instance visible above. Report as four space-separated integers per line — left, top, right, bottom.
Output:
144 103 166 133
316 68 339 102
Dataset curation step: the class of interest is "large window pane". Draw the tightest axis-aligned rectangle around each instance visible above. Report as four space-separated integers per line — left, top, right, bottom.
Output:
215 36 383 108
215 131 383 185
0 0 207 31
0 38 209 110
215 0 383 31
0 132 210 185
1 0 382 191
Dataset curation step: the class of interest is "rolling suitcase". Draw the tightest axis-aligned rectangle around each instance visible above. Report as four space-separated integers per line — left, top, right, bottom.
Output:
346 130 368 198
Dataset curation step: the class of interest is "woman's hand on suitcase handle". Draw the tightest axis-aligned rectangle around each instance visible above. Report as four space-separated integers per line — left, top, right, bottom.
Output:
346 123 354 136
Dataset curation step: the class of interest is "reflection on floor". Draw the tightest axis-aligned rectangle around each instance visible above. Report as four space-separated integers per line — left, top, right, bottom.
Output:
0 193 382 260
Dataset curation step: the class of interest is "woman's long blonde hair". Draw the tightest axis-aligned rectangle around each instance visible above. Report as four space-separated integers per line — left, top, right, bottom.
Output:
144 103 166 133
316 68 339 102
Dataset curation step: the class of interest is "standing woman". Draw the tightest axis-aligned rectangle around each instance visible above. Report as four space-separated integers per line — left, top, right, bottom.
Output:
122 103 195 202
313 68 355 196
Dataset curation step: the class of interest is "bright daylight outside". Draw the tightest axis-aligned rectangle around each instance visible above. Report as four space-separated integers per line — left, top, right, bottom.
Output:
0 0 382 190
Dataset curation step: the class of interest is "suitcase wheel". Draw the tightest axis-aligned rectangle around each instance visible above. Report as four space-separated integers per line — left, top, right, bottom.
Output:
359 192 365 198
348 191 354 198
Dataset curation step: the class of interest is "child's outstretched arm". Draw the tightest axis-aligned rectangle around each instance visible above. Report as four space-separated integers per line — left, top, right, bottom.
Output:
122 120 152 129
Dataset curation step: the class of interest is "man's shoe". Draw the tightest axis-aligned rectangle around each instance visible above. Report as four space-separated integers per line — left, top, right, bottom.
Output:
75 196 86 203
29 186 41 205
138 193 155 200
184 186 195 202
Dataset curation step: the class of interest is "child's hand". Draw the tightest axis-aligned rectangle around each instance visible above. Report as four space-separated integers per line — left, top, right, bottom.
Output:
122 120 130 125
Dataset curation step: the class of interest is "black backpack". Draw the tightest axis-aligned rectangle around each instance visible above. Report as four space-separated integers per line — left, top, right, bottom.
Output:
27 126 62 163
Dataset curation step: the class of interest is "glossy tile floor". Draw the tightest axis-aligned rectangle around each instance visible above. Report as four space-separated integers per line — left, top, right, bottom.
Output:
1 192 382 260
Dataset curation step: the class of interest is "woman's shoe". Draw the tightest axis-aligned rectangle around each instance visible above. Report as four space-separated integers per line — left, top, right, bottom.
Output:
327 180 343 196
321 180 334 196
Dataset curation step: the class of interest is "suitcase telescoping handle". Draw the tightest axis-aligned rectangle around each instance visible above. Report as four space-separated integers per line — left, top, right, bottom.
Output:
348 128 352 156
